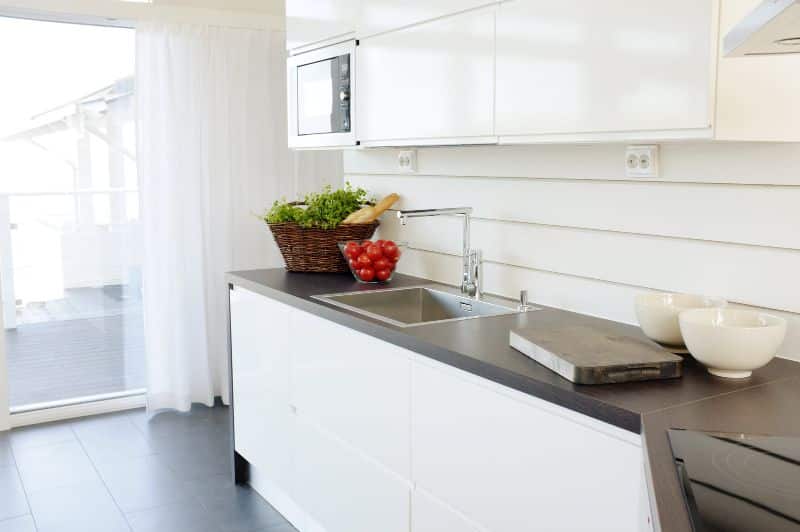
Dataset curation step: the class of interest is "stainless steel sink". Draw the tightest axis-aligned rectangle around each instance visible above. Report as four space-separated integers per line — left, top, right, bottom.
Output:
313 286 521 327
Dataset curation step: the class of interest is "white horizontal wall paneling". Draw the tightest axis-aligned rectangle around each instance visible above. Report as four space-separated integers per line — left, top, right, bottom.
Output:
344 143 800 361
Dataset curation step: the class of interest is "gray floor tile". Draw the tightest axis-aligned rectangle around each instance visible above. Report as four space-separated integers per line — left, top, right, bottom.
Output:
125 500 219 532
0 515 36 532
73 415 154 467
14 440 103 494
9 423 75 451
27 481 129 532
95 454 191 513
253 525 298 532
0 436 14 467
0 465 29 521
186 474 288 532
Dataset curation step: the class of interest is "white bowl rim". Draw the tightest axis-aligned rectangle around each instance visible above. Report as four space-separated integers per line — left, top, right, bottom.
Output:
679 308 786 330
635 292 727 307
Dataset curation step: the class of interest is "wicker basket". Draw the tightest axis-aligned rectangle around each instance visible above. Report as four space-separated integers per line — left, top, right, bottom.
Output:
268 220 379 273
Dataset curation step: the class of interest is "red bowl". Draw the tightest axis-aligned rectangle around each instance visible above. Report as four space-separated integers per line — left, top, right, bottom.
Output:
339 240 403 284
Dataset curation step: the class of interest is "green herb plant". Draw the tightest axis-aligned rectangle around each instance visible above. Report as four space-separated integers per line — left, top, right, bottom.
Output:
264 183 371 229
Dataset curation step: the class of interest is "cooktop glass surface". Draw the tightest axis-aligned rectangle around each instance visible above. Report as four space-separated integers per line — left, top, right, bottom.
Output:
668 429 800 532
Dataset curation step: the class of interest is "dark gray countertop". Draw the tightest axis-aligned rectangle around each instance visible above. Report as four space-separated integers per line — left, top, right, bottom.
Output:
226 268 800 532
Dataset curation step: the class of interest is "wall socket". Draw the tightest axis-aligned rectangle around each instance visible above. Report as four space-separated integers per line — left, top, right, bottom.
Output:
397 150 417 173
625 145 659 178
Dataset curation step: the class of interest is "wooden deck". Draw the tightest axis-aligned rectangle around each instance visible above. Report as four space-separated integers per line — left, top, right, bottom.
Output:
4 286 145 408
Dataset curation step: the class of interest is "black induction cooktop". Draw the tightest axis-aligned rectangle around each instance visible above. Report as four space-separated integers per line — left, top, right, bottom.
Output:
668 429 800 532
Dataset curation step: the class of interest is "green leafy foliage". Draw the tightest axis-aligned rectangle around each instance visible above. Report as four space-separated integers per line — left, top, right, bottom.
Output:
264 183 370 229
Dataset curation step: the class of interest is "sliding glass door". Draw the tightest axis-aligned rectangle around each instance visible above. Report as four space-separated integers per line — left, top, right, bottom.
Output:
0 15 144 415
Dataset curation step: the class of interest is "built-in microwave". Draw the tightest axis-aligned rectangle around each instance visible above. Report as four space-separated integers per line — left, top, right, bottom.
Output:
287 40 357 148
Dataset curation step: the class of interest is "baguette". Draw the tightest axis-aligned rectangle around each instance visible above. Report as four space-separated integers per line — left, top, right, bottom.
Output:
361 193 399 223
342 206 372 224
342 193 400 224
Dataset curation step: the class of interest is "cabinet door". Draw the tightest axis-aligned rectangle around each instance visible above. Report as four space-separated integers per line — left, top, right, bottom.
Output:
286 0 360 51
496 0 713 139
356 6 496 145
357 0 497 39
412 489 482 532
293 416 411 532
412 360 643 532
290 310 411 478
230 287 293 490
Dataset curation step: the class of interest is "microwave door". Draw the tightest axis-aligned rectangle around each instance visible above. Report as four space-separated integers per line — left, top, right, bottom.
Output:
298 59 337 135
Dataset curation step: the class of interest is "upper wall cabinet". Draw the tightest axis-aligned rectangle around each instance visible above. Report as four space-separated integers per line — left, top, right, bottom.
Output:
286 0 360 52
356 1 498 39
356 5 496 146
496 0 715 142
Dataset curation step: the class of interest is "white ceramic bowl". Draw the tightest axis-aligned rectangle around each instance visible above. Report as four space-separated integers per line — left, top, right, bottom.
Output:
635 293 727 348
679 308 787 379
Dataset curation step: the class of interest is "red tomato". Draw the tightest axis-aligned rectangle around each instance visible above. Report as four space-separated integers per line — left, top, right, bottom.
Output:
356 254 372 267
374 239 386 248
361 240 373 248
375 268 391 282
348 258 359 271
358 267 375 282
382 242 399 259
373 258 391 271
381 239 395 250
366 244 383 260
344 242 361 260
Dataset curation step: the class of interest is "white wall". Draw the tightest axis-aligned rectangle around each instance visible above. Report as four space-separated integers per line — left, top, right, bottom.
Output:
0 0 284 29
344 142 800 362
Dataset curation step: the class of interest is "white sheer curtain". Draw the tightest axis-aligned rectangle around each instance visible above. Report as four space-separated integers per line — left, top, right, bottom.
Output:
136 22 340 412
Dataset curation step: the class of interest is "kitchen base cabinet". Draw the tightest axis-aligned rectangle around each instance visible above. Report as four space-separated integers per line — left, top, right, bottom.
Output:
229 287 293 492
412 489 482 532
290 309 411 478
293 416 411 532
230 286 650 532
412 359 644 532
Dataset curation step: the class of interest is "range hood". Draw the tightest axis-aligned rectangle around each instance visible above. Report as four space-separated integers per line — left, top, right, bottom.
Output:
724 0 800 56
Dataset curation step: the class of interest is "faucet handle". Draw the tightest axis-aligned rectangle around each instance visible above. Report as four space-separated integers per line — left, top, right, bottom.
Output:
518 290 533 311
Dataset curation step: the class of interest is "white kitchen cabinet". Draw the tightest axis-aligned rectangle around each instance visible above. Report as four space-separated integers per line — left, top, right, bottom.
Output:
230 287 294 492
286 0 360 52
289 309 411 478
356 5 496 146
412 359 644 532
496 0 715 142
293 415 411 532
357 0 498 39
412 489 482 532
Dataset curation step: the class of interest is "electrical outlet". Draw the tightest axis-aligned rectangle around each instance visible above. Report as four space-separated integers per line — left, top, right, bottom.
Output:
397 150 417 173
625 145 659 178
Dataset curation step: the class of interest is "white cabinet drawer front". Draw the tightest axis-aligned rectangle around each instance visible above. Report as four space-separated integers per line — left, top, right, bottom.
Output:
496 0 713 137
358 0 498 39
293 416 411 532
412 361 643 532
290 310 411 478
230 287 291 400
230 287 293 491
357 6 495 143
412 489 483 532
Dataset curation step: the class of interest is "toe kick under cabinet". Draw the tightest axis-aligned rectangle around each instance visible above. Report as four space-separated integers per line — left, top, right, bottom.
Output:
229 285 652 532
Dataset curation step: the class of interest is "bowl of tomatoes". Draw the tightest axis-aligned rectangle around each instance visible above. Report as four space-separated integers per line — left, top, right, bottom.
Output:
340 239 402 283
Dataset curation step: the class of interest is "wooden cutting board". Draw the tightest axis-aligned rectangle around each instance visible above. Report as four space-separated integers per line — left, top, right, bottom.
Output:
510 324 683 384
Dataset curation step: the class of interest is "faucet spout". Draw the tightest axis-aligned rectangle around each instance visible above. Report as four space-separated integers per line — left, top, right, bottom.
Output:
395 207 480 299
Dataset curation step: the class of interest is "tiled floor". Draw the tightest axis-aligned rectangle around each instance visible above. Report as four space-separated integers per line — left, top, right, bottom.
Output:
0 404 296 532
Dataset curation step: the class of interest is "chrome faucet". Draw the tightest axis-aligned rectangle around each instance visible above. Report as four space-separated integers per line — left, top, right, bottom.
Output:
396 207 481 299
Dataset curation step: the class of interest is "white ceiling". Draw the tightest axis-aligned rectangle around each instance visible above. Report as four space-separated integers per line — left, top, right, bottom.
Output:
152 0 284 15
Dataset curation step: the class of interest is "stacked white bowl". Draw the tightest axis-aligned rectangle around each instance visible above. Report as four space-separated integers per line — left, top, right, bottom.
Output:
635 293 787 379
